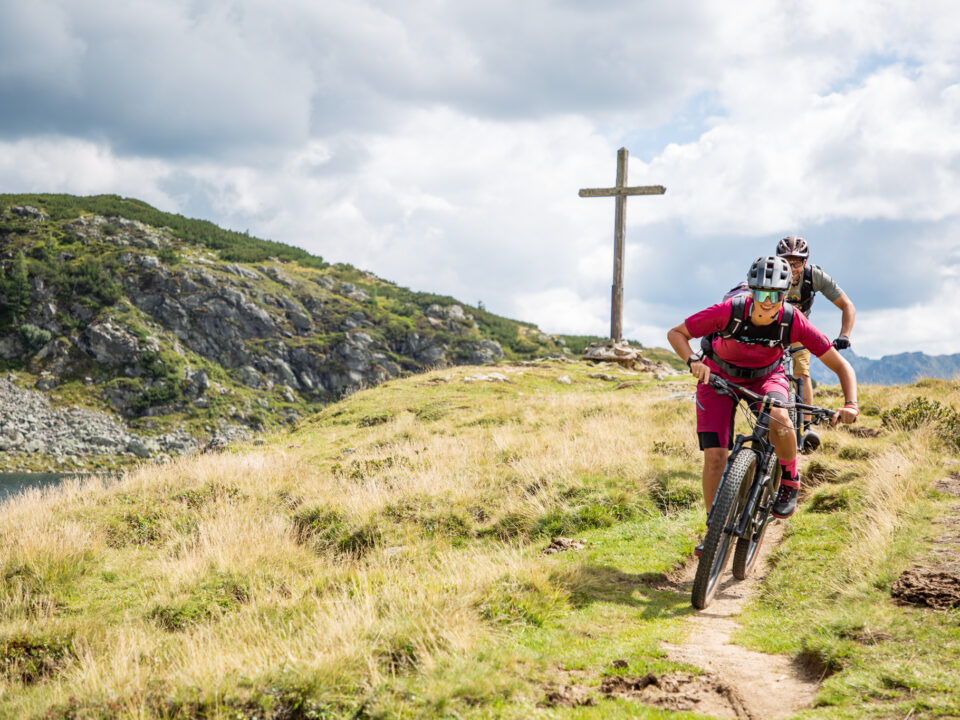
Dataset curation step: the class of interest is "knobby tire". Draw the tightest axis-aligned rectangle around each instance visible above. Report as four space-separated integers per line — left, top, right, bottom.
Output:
732 453 779 580
691 450 753 609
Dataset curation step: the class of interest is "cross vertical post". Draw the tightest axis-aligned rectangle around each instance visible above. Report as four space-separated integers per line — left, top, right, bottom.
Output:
579 147 665 342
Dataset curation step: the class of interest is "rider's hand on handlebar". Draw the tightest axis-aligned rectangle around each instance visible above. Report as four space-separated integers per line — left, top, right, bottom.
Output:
832 335 851 350
831 406 858 426
690 360 711 384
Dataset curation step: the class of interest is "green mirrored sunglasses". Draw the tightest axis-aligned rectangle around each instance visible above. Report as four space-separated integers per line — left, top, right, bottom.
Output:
752 289 785 304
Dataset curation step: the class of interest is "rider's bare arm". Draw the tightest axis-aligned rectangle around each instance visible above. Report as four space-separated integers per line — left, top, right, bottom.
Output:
667 323 711 383
818 347 858 424
831 293 856 337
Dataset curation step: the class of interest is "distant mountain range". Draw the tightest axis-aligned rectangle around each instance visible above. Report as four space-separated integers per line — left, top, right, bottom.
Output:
810 349 960 385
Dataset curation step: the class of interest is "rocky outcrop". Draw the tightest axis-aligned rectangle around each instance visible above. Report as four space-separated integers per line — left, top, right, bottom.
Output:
0 376 247 465
0 202 562 468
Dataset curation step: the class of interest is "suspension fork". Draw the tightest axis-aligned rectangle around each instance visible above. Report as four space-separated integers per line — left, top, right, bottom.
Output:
733 399 777 538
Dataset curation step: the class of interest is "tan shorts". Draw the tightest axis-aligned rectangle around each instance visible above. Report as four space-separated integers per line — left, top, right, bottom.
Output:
789 342 810 378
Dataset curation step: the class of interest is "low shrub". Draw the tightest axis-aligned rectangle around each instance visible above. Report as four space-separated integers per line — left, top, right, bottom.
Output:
477 575 568 627
18 323 51 351
292 506 382 556
150 572 250 632
0 633 74 684
881 396 960 449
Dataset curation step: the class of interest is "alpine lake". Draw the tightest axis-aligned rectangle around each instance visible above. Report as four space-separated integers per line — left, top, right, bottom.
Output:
0 473 76 502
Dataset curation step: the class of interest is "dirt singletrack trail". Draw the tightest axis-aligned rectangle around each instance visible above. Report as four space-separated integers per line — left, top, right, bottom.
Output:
661 521 822 720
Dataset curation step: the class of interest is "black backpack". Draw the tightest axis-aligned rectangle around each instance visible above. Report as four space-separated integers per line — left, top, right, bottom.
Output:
699 296 796 379
791 264 815 314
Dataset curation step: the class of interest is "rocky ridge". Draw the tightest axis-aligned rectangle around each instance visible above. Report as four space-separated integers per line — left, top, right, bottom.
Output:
0 196 567 470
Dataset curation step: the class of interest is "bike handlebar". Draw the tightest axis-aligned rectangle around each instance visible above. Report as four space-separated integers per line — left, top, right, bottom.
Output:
707 375 836 421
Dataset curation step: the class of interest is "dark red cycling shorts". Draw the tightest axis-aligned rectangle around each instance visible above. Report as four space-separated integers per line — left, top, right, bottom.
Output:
696 358 789 450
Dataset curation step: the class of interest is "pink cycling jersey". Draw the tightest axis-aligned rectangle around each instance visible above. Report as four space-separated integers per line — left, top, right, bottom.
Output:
685 298 832 367
684 299 832 450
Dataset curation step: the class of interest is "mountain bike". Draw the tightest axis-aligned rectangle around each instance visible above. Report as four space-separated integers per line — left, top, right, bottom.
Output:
784 347 820 453
691 375 835 610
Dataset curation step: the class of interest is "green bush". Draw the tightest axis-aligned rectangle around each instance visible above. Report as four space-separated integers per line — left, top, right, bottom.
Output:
477 575 569 627
18 324 51 350
881 396 960 448
292 507 382 556
0 633 74 684
150 572 250 631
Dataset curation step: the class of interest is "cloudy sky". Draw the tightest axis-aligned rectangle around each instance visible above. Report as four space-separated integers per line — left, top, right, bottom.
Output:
2 0 960 359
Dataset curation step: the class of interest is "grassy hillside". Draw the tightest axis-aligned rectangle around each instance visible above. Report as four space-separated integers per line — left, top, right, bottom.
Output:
0 362 957 718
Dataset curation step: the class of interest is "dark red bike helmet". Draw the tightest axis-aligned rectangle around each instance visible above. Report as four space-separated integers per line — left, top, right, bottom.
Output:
776 235 809 259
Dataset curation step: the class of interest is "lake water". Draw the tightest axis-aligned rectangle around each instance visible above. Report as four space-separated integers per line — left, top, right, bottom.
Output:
0 473 73 502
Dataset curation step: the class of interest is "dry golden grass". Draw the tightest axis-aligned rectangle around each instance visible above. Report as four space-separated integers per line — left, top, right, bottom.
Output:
3 364 954 718
0 362 695 717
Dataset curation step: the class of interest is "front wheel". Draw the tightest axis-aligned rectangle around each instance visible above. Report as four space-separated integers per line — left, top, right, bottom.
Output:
732 453 779 579
691 450 754 609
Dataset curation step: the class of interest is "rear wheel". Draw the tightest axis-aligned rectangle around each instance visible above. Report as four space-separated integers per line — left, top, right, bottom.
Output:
732 453 779 579
691 450 754 609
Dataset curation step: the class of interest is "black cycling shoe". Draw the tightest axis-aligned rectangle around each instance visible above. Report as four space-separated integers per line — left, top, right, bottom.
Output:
772 479 800 519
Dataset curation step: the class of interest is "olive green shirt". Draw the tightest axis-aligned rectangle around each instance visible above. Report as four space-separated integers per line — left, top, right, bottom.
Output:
786 264 843 317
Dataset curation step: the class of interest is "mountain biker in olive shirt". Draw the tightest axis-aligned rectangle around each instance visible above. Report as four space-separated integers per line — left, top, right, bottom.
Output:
777 236 856 430
667 256 858 529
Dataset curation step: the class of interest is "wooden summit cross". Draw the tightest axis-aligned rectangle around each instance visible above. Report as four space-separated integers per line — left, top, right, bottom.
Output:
579 147 665 342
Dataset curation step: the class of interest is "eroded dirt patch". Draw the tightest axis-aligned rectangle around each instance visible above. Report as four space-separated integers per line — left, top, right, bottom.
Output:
891 568 960 609
840 425 882 438
932 473 960 497
891 474 960 608
539 684 596 708
601 673 750 719
539 672 750 718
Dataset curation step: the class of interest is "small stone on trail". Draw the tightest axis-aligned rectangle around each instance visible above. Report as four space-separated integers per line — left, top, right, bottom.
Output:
543 537 586 554
557 375 573 384
610 659 629 670
463 372 510 383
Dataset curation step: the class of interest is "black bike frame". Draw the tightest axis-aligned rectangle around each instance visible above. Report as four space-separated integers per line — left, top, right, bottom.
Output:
706 377 833 544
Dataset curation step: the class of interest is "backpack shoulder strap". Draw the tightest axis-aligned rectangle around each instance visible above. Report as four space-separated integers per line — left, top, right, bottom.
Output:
799 264 815 312
778 302 796 348
721 295 748 338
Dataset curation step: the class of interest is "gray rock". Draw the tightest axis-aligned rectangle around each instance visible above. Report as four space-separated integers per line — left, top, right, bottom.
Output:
225 264 262 280
288 312 312 333
261 266 295 287
236 365 264 389
10 204 48 219
469 339 505 365
126 438 152 458
338 282 370 302
0 335 23 360
80 322 143 365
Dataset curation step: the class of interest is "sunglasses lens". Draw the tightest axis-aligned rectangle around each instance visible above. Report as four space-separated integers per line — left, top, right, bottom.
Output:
753 290 782 303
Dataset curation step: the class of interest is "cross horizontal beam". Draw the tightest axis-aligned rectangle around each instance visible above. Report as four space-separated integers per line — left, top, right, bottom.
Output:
578 185 666 198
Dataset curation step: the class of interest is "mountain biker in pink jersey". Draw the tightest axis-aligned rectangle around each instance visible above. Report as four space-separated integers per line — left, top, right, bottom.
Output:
667 256 859 528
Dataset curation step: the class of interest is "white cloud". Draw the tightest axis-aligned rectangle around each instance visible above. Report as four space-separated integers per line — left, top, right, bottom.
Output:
3 2 960 357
